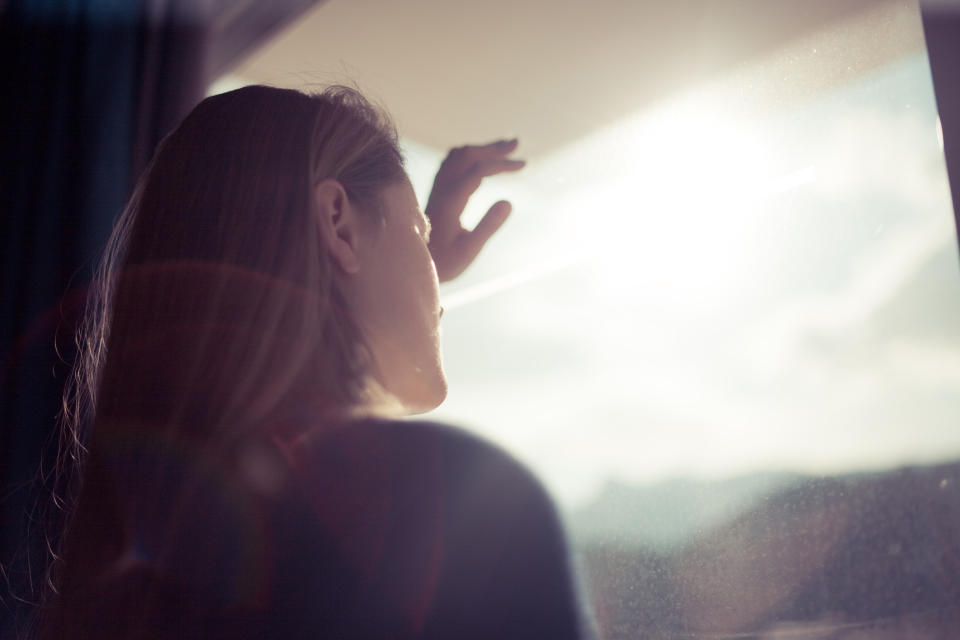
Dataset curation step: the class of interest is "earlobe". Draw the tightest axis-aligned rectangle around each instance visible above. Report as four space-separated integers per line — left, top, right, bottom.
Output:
314 179 362 274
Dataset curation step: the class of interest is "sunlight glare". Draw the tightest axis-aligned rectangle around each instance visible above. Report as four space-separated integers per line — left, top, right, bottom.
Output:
559 94 808 310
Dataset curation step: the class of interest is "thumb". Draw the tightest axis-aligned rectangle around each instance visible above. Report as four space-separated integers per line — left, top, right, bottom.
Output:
466 200 512 254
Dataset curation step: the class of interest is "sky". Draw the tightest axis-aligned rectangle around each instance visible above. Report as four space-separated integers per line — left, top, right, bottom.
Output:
413 52 960 510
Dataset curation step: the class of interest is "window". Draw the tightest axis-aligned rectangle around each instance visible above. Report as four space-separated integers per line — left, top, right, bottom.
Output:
221 1 960 636
423 50 960 637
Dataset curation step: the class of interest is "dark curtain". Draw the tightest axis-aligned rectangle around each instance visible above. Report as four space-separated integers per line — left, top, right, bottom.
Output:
0 0 207 633
923 3 960 241
0 0 323 628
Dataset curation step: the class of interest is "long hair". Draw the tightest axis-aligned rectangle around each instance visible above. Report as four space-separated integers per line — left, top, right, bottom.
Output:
40 85 406 636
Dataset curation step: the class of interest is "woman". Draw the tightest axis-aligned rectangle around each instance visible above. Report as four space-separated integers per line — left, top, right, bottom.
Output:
39 85 589 638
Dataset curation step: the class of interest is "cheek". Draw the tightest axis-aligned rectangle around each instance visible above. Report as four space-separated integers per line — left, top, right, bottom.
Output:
405 240 440 308
373 244 438 333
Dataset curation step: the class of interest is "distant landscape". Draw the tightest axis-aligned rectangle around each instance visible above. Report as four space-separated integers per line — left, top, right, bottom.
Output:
567 461 960 639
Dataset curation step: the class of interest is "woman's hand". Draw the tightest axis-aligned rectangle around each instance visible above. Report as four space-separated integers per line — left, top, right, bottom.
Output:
425 139 525 282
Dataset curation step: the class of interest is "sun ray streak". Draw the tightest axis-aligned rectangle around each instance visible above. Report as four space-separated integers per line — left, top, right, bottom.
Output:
441 167 817 311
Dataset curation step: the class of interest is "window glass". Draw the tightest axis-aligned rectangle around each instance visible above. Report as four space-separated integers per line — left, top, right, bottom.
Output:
408 48 960 640
216 4 960 635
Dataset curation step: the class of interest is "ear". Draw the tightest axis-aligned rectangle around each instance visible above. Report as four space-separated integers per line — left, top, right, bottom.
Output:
314 179 362 274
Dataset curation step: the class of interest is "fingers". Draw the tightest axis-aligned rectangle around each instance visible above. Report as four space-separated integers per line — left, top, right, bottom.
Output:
429 141 525 213
467 157 526 181
449 138 520 164
441 139 525 177
465 200 512 255
425 140 524 274
481 138 519 153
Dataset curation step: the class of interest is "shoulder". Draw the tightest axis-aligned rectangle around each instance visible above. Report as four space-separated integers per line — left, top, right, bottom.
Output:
282 416 554 513
273 415 569 573
266 416 592 639
265 417 579 637
287 415 516 459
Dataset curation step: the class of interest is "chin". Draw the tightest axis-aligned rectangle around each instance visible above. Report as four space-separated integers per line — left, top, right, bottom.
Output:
395 369 447 416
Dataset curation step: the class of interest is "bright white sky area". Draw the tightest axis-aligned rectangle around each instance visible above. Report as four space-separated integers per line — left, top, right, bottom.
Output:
414 52 960 510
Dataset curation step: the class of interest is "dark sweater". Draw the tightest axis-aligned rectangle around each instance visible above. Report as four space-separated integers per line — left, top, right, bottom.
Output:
45 418 589 639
